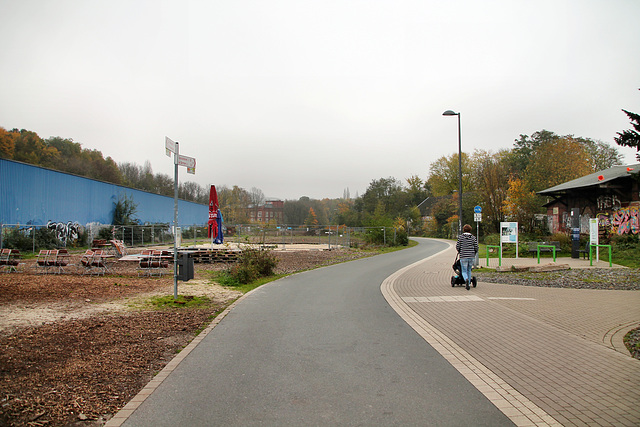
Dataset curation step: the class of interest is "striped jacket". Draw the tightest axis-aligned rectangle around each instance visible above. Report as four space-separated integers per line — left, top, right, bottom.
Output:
456 232 478 259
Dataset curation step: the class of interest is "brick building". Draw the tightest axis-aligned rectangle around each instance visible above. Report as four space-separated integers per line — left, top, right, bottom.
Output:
247 199 284 223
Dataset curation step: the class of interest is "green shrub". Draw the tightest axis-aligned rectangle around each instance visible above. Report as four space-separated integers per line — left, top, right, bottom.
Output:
551 232 571 252
364 228 386 245
2 226 58 252
97 226 115 241
394 229 409 246
71 227 89 248
610 233 639 249
226 248 278 284
484 233 499 246
2 227 33 252
365 228 407 246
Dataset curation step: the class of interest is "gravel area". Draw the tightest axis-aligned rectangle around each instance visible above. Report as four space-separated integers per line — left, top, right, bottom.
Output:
475 268 640 291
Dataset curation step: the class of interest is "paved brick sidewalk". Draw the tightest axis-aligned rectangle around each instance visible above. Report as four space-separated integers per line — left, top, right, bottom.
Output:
382 243 640 427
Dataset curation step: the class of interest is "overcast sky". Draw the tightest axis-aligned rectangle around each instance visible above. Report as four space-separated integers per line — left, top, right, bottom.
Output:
1 0 639 200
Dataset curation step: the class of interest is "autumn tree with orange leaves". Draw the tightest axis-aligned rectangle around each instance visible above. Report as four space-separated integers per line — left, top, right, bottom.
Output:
502 177 540 232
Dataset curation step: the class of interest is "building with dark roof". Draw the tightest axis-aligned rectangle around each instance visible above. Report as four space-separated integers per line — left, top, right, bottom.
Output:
538 164 639 236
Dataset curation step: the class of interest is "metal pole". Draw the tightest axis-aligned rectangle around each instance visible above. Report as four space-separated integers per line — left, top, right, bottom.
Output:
173 142 179 300
457 113 463 235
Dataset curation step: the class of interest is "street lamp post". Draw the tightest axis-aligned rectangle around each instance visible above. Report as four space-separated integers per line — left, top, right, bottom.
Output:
443 110 463 234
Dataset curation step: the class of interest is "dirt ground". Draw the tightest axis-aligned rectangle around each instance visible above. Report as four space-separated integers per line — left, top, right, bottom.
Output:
0 247 372 427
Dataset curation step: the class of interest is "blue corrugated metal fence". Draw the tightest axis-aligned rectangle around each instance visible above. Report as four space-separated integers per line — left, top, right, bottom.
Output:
0 158 207 226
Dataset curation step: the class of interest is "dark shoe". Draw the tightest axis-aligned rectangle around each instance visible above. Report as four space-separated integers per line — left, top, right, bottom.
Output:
465 280 470 291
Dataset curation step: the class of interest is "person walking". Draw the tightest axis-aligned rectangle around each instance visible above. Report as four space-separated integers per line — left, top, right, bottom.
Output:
456 224 478 290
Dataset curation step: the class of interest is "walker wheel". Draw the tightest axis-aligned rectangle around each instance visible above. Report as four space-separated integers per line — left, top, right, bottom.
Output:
451 276 456 287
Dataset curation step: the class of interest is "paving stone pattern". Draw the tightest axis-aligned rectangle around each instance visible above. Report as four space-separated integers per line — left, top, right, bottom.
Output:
387 245 640 427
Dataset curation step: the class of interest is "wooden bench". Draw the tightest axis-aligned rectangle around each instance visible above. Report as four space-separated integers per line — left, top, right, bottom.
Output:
0 248 21 273
79 249 111 275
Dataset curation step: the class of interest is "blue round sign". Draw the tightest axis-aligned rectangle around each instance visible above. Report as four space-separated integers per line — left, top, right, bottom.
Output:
474 205 482 214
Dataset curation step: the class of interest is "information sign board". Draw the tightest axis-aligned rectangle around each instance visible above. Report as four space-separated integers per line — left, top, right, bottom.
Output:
500 221 519 258
589 218 598 245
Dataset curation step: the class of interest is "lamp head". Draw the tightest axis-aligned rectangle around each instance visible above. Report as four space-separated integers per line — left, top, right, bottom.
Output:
442 110 459 116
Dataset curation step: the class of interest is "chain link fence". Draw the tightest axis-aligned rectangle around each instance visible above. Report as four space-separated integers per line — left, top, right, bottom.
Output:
1 222 405 253
230 225 404 248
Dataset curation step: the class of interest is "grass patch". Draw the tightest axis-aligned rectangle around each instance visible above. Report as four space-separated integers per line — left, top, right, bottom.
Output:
612 247 640 268
148 294 213 309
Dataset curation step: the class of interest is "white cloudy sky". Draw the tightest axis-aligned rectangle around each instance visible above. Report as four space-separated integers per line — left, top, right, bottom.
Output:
1 0 639 200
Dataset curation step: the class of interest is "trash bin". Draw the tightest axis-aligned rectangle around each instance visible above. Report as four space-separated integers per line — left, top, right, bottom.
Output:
177 252 194 281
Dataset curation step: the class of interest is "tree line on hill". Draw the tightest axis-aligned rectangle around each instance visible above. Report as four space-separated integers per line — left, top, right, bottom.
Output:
1 120 637 239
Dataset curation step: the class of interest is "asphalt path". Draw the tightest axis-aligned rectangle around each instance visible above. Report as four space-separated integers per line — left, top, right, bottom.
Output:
123 238 513 426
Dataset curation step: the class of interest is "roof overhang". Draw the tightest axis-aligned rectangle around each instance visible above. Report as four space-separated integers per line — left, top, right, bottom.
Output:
538 164 639 197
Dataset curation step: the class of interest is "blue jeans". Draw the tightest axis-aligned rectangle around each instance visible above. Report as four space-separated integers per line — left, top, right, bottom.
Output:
460 257 474 283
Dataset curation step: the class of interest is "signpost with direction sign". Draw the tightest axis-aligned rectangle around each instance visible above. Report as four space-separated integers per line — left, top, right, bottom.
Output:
473 206 482 266
165 137 197 299
474 206 482 221
178 155 196 174
473 206 482 232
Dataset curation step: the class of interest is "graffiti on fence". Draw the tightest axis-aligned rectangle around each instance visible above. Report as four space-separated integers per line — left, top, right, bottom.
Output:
596 205 639 235
47 221 81 245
